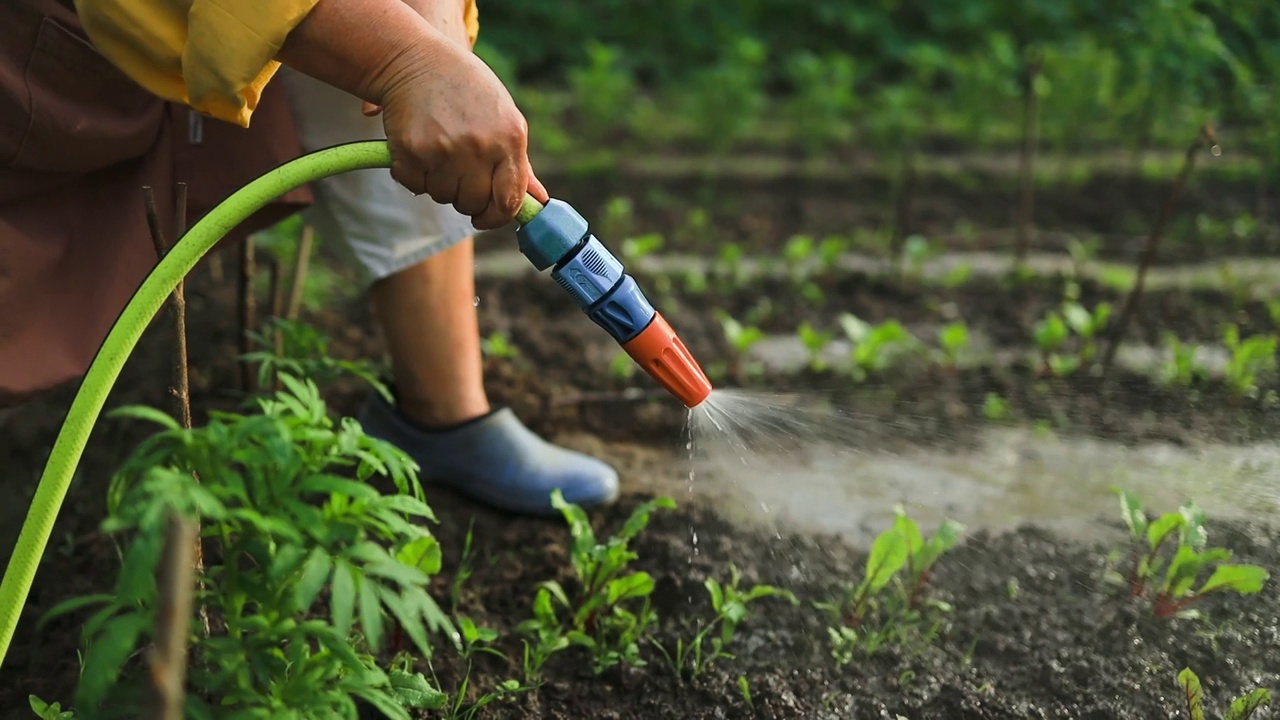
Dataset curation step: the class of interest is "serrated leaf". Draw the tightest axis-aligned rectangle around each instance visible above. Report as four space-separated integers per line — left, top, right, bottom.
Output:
331 560 357 638
76 613 150 708
359 572 384 651
396 535 442 576
295 548 332 612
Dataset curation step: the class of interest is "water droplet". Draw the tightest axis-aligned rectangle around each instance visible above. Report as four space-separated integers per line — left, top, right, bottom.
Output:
472 296 480 306
1211 145 1222 157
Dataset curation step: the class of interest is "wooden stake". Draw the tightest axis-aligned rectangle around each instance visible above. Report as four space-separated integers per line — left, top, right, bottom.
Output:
146 511 197 720
1100 124 1217 377
285 224 314 321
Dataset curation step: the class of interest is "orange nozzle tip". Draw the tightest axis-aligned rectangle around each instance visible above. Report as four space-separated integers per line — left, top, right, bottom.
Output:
621 313 713 409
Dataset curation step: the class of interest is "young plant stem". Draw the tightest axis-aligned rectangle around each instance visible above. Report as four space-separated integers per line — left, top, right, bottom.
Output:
238 234 258 394
143 186 209 635
147 510 198 720
1100 124 1216 377
1014 58 1040 265
285 224 314 321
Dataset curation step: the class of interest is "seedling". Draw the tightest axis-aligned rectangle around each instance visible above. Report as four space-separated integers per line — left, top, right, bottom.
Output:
1061 300 1111 363
798 322 835 371
28 697 74 720
721 314 765 382
621 232 665 262
738 676 754 709
936 321 970 370
518 491 676 675
817 507 962 663
817 236 847 277
653 564 797 681
1112 489 1269 618
783 235 815 282
900 234 936 278
1222 324 1277 399
1160 333 1209 387
840 313 920 382
1176 667 1271 720
983 393 1009 421
41 374 452 717
481 331 519 360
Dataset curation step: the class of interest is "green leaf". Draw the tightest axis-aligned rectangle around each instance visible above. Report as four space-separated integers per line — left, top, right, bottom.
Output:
607 572 655 604
300 474 382 500
331 560 357 638
1162 545 1208 598
893 506 924 558
395 536 442 576
106 404 182 431
1179 503 1208 549
705 578 725 612
38 593 115 631
295 547 332 612
863 526 909 593
378 586 431 659
349 688 411 720
1113 488 1147 540
359 572 384 651
1225 688 1272 720
1177 667 1206 720
388 670 448 710
618 496 676 541
76 613 151 708
1146 512 1185 552
1196 564 1269 596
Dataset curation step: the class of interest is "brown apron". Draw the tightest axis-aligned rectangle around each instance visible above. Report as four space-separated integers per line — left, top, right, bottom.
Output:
0 0 313 407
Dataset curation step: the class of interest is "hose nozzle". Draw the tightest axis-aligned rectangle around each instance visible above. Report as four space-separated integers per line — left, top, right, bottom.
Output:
514 195 712 408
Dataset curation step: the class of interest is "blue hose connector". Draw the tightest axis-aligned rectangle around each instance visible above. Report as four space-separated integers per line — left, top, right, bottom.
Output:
515 199 657 344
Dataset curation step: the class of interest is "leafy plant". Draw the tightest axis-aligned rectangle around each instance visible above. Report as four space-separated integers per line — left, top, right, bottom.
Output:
818 507 963 663
1176 667 1271 720
937 321 971 369
1161 333 1209 387
517 491 675 675
41 374 452 719
654 564 796 680
784 51 858 154
1222 324 1277 398
1111 489 1269 618
29 697 75 720
244 317 390 401
798 322 835 372
721 315 765 382
567 41 636 140
840 314 920 382
682 37 768 153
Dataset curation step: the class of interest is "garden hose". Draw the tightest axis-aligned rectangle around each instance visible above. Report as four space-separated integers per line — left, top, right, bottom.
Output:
0 139 711 669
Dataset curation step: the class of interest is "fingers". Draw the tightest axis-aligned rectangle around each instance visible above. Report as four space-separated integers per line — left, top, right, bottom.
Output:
470 156 523 230
526 170 549 204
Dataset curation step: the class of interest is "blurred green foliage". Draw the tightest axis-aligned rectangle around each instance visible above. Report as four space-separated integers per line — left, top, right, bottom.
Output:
475 0 1279 156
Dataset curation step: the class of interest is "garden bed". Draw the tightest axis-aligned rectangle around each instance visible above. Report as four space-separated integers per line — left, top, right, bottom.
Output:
2 155 1279 719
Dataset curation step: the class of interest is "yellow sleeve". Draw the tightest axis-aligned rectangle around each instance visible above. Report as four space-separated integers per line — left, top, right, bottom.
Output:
465 0 479 46
74 0 319 128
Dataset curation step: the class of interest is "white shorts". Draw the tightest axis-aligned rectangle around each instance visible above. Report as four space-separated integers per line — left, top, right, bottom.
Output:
278 68 476 286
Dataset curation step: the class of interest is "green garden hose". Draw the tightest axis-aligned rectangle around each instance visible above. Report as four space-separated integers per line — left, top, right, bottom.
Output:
0 140 399 669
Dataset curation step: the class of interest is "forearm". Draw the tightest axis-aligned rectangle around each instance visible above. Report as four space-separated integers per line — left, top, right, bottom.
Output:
399 0 471 48
276 0 457 105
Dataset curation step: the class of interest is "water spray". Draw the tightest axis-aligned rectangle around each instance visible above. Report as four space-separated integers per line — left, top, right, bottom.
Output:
0 141 711 668
513 194 712 409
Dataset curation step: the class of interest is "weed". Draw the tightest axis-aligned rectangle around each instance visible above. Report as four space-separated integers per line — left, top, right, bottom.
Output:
1111 489 1269 618
518 492 675 675
41 375 451 718
653 564 796 681
1176 667 1271 720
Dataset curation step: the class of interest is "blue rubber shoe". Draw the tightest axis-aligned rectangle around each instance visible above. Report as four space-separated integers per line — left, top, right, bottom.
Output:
356 390 620 516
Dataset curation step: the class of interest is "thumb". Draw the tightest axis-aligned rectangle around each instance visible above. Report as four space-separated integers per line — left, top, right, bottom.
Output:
362 101 383 117
526 171 549 204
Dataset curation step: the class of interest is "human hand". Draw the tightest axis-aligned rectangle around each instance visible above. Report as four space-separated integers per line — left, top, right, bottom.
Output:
375 39 546 227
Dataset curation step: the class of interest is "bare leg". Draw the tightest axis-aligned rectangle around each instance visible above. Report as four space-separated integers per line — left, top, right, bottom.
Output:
369 237 489 428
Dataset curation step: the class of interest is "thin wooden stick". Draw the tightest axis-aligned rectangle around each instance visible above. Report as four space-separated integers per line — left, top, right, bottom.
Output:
1100 124 1217 377
147 510 197 720
285 224 314 321
238 235 257 393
